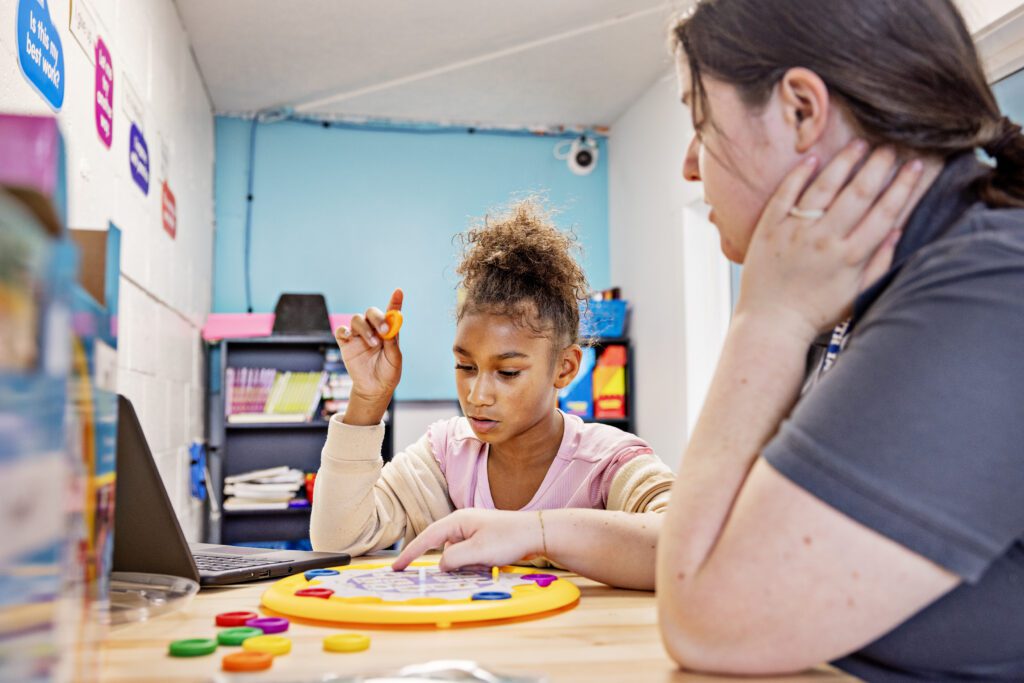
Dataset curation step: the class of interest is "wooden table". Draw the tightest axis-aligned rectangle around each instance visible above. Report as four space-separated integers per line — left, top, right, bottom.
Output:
99 556 852 682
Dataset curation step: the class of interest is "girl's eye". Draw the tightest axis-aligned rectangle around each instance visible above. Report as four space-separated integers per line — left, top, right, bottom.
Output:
498 370 521 378
455 364 476 372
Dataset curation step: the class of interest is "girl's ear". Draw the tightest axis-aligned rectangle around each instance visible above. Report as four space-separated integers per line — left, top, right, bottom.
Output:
554 344 582 389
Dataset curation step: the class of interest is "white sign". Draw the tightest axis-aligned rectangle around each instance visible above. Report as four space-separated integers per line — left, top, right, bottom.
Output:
68 0 102 63
122 73 144 130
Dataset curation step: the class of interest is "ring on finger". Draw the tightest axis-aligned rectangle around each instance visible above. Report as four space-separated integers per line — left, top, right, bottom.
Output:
788 206 826 220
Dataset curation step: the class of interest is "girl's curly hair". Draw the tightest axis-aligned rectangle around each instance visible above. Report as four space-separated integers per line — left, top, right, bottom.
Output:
456 198 589 348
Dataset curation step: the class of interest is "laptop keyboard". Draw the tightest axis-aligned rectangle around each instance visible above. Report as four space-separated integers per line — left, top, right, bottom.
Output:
193 554 279 572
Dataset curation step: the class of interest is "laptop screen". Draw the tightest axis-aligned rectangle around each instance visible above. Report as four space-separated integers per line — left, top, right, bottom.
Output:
111 394 200 582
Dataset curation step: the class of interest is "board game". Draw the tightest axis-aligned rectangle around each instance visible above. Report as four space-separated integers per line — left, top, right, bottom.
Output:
261 560 579 628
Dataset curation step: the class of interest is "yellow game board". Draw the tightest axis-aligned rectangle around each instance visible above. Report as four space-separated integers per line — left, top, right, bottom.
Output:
261 560 579 628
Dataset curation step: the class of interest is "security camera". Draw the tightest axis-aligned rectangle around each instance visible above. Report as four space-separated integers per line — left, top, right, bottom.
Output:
554 135 599 176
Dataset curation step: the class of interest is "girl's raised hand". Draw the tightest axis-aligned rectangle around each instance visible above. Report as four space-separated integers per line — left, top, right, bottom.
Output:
334 288 404 409
736 141 925 343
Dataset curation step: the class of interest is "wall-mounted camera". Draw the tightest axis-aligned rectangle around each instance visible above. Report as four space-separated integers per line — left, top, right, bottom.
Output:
554 135 599 176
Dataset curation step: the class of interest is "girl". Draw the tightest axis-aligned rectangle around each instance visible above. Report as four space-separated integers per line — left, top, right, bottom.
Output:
397 1 1024 679
310 199 673 589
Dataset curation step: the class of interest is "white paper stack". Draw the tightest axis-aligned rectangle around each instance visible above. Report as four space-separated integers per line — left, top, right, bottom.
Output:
223 466 306 511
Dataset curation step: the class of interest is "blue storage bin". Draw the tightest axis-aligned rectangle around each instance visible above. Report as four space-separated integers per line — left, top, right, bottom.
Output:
579 300 628 338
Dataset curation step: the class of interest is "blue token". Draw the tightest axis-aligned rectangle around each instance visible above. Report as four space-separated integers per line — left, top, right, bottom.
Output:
471 591 512 601
304 569 340 581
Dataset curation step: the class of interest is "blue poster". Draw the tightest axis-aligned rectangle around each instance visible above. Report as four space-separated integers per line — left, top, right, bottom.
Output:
129 124 150 195
16 0 65 111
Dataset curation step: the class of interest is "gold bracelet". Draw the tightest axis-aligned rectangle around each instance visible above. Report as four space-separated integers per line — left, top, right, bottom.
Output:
537 509 549 557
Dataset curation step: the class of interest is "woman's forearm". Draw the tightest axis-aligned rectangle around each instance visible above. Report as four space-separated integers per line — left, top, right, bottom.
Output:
657 313 810 597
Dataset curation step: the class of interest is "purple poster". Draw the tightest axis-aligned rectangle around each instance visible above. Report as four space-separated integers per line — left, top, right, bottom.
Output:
128 124 149 195
94 37 113 148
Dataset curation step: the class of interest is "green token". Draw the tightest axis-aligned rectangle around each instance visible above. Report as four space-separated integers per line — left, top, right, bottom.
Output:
169 638 218 657
217 627 264 646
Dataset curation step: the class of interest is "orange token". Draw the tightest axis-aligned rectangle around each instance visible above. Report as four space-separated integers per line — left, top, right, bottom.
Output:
222 651 273 672
380 310 403 340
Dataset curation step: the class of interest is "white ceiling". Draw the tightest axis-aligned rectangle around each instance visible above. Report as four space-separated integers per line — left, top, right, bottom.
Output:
173 0 687 129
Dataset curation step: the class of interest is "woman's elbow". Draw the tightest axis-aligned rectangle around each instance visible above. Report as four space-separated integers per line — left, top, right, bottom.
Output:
657 595 811 676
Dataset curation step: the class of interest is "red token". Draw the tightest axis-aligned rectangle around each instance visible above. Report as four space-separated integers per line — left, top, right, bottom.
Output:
295 587 334 599
216 611 259 627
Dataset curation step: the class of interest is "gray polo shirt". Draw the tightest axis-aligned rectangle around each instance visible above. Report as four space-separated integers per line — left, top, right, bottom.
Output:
763 152 1024 681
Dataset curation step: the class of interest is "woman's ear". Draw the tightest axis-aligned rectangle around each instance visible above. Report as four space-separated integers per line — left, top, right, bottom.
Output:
779 67 830 153
553 344 582 389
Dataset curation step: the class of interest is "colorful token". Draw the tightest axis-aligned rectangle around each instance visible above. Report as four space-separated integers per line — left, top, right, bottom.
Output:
245 616 289 634
215 610 259 627
521 573 559 587
304 569 340 581
217 627 263 646
295 587 334 599
168 638 218 657
242 635 291 656
470 591 512 601
323 633 371 653
380 310 403 340
222 651 273 672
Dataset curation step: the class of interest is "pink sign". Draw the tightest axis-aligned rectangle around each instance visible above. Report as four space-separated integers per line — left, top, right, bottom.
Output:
94 37 113 148
162 181 177 238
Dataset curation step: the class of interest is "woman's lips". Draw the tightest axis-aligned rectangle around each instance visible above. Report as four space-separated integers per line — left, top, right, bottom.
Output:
469 417 499 433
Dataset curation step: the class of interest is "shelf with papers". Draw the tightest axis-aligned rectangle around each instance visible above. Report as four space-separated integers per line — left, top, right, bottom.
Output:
205 334 394 545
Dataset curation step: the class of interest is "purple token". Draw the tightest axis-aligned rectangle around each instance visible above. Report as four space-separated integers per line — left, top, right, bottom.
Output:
245 617 289 634
521 573 558 587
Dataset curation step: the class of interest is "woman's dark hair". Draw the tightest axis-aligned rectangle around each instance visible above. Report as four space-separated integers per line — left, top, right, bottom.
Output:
456 198 589 349
671 0 1024 208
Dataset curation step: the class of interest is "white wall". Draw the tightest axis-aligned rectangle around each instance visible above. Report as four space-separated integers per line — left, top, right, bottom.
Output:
393 400 461 455
956 0 1024 33
0 0 215 538
608 71 731 470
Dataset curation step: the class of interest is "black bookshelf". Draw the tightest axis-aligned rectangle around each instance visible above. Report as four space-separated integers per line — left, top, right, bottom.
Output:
205 334 393 545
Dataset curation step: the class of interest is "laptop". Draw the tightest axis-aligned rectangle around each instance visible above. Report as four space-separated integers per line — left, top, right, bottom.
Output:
112 394 350 586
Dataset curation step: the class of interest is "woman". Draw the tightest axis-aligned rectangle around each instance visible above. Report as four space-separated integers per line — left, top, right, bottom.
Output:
396 0 1024 678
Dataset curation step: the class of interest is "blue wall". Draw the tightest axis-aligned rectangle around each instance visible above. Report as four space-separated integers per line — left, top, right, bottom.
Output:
213 117 609 400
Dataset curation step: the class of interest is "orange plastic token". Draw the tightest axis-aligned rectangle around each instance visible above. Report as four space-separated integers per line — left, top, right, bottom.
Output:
222 651 273 672
380 310 403 340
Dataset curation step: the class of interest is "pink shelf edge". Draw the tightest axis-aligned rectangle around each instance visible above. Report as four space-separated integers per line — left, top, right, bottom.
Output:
202 313 353 341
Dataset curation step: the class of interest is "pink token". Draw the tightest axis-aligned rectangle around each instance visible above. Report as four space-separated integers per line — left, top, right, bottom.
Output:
245 617 289 634
295 587 334 599
216 611 259 627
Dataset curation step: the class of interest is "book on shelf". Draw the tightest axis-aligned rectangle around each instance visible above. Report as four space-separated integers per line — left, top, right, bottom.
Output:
225 368 326 423
321 371 352 419
223 498 290 511
222 467 308 511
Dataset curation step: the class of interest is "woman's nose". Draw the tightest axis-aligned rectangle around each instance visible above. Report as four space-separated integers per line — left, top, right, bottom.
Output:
683 135 701 182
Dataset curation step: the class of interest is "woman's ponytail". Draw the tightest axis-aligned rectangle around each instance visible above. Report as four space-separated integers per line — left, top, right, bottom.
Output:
979 116 1024 209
